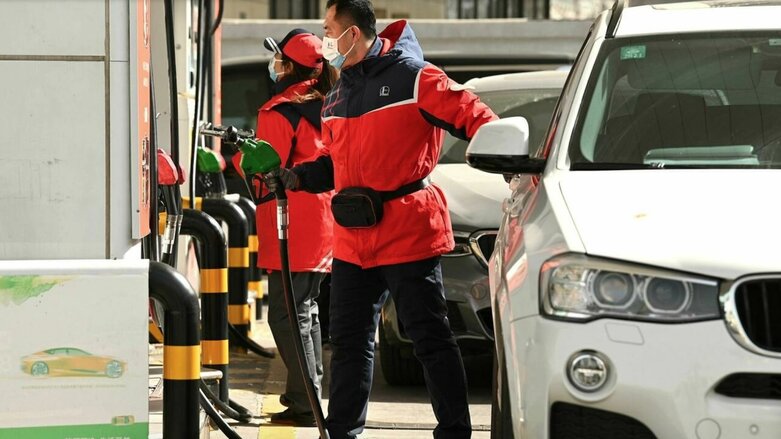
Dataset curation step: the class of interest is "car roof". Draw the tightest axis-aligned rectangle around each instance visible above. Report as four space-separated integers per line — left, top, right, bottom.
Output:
615 0 781 37
464 70 568 93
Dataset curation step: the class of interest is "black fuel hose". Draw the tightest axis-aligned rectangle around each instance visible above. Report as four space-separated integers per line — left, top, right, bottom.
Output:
229 397 252 415
189 0 207 210
163 0 180 165
228 323 275 359
200 379 253 423
163 0 183 265
273 182 330 439
144 68 160 262
199 389 244 439
212 0 224 36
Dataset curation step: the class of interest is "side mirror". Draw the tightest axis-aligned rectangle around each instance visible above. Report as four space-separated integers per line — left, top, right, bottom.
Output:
466 117 545 175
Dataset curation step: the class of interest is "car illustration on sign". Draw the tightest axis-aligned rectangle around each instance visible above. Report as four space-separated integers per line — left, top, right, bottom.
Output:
21 347 125 378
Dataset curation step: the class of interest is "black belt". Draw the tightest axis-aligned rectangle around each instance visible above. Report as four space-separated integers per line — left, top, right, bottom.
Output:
256 177 430 205
379 177 430 202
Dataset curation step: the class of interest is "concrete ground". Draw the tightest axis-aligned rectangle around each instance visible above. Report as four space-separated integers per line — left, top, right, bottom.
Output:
207 303 493 439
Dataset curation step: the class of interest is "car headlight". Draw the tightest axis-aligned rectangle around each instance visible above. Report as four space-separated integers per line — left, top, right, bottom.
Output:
540 254 720 322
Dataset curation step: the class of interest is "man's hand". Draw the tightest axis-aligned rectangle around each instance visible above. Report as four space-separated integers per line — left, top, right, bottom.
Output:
263 168 300 193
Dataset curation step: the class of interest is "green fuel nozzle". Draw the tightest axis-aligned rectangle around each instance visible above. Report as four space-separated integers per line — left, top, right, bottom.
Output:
199 123 284 203
236 138 281 176
196 146 224 173
199 123 281 176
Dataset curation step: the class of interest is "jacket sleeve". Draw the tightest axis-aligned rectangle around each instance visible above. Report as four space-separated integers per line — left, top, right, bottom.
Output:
416 64 498 141
289 116 334 193
292 155 334 193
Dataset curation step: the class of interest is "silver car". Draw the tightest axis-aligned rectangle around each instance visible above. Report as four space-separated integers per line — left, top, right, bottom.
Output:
379 70 567 385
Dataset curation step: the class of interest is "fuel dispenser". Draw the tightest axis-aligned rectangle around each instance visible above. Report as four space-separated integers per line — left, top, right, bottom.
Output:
0 0 247 437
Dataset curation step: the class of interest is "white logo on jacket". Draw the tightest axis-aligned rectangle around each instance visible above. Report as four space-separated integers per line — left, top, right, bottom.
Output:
379 86 390 97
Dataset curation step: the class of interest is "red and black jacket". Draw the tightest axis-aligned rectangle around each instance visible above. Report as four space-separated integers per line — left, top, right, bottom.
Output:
293 21 497 268
237 77 334 272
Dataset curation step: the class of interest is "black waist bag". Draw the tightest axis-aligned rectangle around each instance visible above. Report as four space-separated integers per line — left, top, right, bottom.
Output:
331 178 430 229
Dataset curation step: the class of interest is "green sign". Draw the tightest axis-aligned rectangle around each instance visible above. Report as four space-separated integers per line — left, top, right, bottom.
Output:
0 422 147 439
621 45 647 60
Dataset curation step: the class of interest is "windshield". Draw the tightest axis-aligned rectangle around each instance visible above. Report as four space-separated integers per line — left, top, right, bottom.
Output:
570 32 781 169
439 88 562 164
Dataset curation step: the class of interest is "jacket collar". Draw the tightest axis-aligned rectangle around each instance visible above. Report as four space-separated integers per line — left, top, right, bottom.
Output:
262 78 318 111
340 20 424 81
272 76 300 95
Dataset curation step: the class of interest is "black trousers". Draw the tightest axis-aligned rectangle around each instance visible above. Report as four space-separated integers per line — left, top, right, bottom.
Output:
267 270 325 415
325 256 471 439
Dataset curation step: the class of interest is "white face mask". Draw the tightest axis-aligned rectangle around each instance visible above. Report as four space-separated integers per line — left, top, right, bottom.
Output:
322 26 356 70
267 57 283 82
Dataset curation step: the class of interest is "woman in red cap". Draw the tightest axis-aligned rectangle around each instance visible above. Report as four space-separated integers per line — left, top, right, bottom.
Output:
239 28 335 427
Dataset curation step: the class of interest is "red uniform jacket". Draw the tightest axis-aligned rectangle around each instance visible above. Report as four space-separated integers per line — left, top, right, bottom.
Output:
293 21 497 268
249 78 334 272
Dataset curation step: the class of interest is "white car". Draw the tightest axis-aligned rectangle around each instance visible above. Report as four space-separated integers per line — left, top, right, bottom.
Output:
467 0 781 438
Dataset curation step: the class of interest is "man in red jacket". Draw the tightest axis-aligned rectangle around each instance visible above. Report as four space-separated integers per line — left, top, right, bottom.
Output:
266 1 498 437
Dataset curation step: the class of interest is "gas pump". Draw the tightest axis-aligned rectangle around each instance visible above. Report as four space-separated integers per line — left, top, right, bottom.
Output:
0 0 254 437
154 0 253 435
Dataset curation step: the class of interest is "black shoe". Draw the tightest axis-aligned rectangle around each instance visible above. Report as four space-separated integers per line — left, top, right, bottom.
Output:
269 408 316 427
279 394 291 407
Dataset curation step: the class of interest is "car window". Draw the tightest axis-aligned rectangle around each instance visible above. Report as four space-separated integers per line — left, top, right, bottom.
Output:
439 88 562 164
570 32 781 169
222 63 273 132
68 348 89 356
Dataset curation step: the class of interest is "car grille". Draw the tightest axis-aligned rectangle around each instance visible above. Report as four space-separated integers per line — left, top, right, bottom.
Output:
715 373 781 400
550 402 657 439
446 301 467 333
399 301 466 338
477 308 494 338
469 231 497 268
734 278 781 353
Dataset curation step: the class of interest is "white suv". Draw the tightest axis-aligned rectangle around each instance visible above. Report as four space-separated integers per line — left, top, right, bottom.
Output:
466 0 781 438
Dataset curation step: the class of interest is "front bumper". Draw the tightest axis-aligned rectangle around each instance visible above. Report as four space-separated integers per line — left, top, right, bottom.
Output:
508 316 781 439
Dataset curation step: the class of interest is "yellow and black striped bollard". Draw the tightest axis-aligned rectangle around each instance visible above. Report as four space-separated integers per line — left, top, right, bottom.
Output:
199 198 252 349
149 261 201 439
182 209 231 401
236 197 264 322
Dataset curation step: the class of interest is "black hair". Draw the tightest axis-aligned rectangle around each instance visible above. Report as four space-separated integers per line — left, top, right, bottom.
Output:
280 55 337 103
326 0 376 39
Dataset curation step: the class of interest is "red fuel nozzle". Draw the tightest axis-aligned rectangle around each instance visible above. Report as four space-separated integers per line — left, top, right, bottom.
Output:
157 149 179 186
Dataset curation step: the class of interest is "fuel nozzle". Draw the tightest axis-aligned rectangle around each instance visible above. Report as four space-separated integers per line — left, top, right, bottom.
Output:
237 139 285 202
235 139 281 176
200 122 283 203
200 122 255 145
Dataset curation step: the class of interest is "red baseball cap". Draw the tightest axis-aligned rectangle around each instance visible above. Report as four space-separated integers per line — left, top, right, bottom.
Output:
264 29 323 69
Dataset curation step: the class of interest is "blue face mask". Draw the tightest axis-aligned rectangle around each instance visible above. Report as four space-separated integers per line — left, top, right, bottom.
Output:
268 57 282 82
